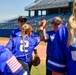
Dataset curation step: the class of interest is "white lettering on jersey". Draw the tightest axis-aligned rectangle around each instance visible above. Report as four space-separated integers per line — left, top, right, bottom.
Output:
16 32 21 36
71 34 76 61
71 51 76 61
71 34 76 47
50 36 55 41
23 71 28 75
20 40 29 52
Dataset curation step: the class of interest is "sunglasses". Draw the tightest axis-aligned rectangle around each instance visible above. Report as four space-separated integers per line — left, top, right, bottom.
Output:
19 18 27 23
51 19 62 25
52 22 59 26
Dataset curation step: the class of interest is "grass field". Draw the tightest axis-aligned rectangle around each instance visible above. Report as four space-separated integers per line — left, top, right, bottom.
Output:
39 41 46 46
0 37 9 41
31 64 46 75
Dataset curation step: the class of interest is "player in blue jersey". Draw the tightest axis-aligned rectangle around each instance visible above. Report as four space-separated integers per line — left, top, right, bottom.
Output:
0 45 28 75
39 17 63 75
10 16 38 73
47 1 76 75
10 16 27 37
6 24 40 75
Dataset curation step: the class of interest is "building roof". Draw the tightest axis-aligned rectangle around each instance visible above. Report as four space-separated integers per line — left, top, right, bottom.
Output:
25 0 74 11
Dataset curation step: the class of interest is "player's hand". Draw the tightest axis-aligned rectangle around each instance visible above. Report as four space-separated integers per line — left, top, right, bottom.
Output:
39 20 47 30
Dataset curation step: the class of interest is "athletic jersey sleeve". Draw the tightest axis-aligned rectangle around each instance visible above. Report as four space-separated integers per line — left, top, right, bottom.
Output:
6 38 16 51
45 31 52 42
10 29 20 38
6 55 28 75
47 25 68 73
0 46 28 75
33 36 40 47
10 30 16 38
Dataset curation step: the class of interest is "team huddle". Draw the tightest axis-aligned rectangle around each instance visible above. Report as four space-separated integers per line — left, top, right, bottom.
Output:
0 0 76 75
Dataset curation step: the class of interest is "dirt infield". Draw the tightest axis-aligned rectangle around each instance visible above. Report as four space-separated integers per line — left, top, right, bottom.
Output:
36 45 46 64
0 40 46 64
0 40 8 46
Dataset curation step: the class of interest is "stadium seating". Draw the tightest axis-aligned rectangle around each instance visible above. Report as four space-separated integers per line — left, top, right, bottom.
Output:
0 13 71 30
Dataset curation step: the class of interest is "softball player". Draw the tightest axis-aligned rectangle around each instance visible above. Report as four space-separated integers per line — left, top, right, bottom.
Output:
0 45 28 75
10 16 27 37
39 17 63 75
47 1 76 75
10 16 37 73
6 24 40 75
10 16 34 39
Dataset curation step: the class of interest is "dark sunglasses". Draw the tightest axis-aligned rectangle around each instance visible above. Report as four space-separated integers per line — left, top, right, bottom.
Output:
20 20 26 23
51 19 62 25
52 23 59 26
19 18 27 23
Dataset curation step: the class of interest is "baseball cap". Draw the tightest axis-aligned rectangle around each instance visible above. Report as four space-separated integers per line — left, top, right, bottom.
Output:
18 16 27 23
51 17 62 25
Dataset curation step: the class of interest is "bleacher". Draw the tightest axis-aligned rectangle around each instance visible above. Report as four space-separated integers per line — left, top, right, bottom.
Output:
0 13 71 30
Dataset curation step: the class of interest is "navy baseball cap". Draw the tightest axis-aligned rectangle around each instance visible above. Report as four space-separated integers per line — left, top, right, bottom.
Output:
51 18 62 25
18 16 27 22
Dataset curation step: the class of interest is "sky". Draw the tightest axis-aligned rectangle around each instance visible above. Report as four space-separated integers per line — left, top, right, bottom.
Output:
0 0 35 22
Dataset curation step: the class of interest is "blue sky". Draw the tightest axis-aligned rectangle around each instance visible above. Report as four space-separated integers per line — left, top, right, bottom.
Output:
0 0 35 22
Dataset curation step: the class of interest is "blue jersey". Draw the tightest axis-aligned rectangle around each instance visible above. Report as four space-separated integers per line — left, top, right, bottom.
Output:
0 45 27 75
6 36 40 64
11 29 21 37
46 30 56 56
11 28 34 38
47 25 76 75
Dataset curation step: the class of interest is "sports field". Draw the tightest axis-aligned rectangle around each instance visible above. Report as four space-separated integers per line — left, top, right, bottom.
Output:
0 37 46 75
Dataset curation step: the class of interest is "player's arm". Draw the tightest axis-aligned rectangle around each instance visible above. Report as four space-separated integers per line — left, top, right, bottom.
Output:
34 48 37 54
34 36 40 47
32 20 48 41
38 20 47 41
10 30 15 39
6 38 15 51
1 47 28 75
32 20 47 41
6 55 28 75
